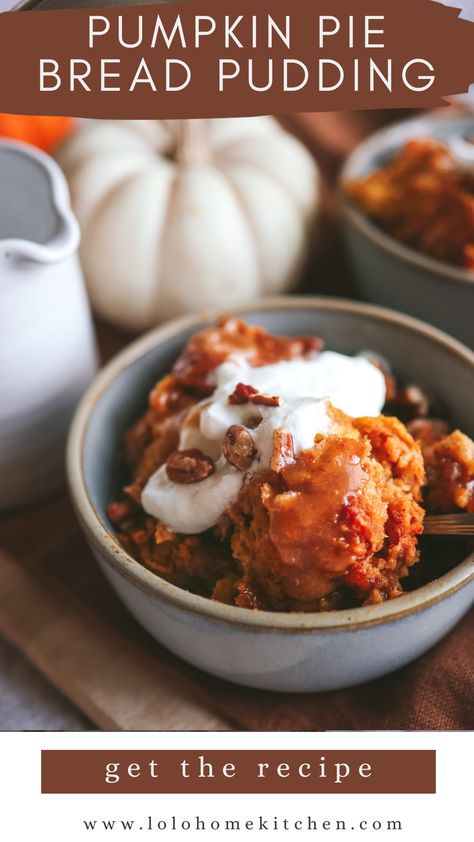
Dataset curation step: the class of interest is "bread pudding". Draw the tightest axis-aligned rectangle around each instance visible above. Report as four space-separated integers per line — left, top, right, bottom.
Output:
346 137 474 270
106 318 474 612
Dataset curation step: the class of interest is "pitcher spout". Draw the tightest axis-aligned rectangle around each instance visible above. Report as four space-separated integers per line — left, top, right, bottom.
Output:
0 138 80 265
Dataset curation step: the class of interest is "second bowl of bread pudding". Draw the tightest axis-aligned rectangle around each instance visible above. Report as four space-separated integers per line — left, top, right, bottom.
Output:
340 112 474 348
68 299 474 692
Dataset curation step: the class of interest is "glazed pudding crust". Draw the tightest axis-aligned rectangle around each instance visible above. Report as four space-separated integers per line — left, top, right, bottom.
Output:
107 318 474 613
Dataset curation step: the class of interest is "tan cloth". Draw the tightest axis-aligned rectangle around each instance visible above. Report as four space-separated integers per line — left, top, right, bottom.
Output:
1 111 472 730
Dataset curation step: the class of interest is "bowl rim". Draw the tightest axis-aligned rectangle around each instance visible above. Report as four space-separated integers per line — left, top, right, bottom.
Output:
339 110 474 289
68 296 474 634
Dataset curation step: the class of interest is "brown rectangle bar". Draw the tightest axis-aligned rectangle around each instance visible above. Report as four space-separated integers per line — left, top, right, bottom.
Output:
1 1 473 117
41 750 436 794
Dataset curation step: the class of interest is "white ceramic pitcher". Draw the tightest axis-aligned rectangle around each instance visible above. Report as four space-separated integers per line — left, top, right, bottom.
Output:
0 139 97 509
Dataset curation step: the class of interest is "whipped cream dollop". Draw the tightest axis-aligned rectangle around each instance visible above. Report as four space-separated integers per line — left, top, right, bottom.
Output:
141 351 386 534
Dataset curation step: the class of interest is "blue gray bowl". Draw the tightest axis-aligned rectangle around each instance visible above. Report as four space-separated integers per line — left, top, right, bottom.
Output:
340 112 474 348
67 298 474 693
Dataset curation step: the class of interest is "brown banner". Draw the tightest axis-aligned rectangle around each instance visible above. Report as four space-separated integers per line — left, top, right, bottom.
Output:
0 1 472 117
41 750 436 794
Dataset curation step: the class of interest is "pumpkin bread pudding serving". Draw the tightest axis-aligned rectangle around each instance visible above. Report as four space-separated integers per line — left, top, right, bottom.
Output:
347 137 474 270
107 318 474 612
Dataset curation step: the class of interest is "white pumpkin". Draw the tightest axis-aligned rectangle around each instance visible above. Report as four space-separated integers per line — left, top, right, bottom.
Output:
57 118 320 331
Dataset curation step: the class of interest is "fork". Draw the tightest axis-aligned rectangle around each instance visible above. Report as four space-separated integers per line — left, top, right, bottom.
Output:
423 513 474 536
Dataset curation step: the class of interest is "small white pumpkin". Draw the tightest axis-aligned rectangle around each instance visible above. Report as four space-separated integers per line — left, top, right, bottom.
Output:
57 118 320 331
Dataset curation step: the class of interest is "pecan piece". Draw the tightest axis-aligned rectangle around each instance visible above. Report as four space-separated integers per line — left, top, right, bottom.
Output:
166 449 214 484
250 392 281 407
106 501 134 524
228 382 281 407
397 385 430 418
228 382 259 404
387 384 432 421
271 428 295 472
223 425 256 471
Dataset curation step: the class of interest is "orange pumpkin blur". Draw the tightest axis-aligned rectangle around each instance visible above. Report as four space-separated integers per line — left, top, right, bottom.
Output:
0 114 74 153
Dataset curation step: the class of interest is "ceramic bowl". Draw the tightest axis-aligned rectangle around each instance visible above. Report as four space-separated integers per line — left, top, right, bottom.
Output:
340 112 474 349
68 298 474 693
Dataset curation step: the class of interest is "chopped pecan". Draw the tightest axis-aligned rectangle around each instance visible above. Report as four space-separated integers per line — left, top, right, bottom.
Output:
397 385 430 418
106 501 134 524
271 428 295 472
165 449 214 484
386 382 433 421
251 392 281 407
228 382 281 407
223 425 256 471
228 382 259 404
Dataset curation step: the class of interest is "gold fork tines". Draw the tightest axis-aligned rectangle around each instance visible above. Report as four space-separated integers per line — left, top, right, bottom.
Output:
423 513 474 536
